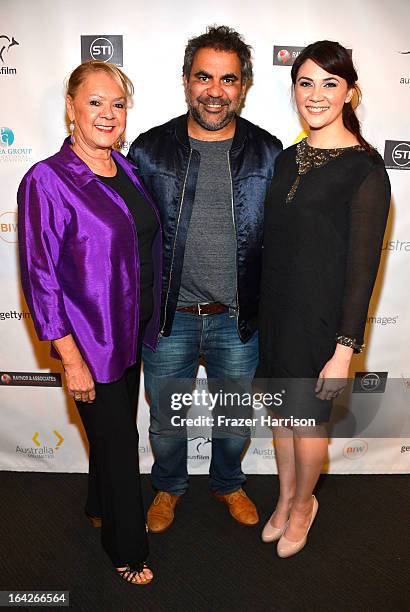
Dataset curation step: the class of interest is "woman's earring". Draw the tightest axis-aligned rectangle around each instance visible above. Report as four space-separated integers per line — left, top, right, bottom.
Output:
69 121 75 144
116 137 124 149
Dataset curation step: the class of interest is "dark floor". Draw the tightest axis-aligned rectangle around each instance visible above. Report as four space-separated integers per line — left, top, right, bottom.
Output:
0 472 409 612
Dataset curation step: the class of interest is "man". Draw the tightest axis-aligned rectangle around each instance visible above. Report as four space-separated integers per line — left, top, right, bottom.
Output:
128 25 282 532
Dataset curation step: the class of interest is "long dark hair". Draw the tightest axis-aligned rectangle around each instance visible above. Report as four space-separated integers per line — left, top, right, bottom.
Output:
291 40 373 153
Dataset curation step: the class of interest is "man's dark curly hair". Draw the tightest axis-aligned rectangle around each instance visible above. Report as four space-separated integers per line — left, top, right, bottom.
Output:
183 25 253 83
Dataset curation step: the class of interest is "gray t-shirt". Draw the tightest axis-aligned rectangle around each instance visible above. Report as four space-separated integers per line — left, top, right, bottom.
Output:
177 137 237 307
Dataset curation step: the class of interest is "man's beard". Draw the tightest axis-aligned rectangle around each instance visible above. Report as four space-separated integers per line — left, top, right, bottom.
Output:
188 96 237 132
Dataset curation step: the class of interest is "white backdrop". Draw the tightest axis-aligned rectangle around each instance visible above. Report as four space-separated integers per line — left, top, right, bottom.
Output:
1 0 410 474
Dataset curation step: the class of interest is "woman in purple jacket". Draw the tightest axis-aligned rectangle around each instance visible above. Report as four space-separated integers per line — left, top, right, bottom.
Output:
18 61 162 585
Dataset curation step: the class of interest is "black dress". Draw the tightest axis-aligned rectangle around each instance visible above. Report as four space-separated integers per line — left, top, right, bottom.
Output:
256 139 391 422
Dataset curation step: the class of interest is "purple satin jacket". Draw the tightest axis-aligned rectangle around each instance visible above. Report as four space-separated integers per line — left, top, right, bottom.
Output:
18 137 162 383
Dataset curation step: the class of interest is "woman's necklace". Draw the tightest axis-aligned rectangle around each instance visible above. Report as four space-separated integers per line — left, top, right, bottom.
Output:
286 138 363 203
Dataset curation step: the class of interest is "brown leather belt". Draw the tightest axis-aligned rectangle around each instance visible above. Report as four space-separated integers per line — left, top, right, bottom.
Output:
177 302 229 316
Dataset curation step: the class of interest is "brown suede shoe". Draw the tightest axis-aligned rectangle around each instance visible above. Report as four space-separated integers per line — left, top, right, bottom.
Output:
146 491 181 533
86 514 102 528
214 488 259 526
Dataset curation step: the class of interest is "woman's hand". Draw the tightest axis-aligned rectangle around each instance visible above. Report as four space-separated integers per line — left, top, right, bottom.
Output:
315 344 353 401
64 359 96 403
52 334 96 403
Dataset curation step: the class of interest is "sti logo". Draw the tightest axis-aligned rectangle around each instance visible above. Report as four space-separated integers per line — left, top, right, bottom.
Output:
384 140 410 170
81 35 123 66
353 372 388 393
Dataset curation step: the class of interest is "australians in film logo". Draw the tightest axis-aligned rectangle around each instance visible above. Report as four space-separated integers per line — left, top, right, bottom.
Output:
384 140 410 170
353 372 388 394
187 437 211 464
343 439 368 460
0 211 17 243
0 34 19 75
16 430 64 461
81 35 123 66
397 50 409 85
0 127 33 163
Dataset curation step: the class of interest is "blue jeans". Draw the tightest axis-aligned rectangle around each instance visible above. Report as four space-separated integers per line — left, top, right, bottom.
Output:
142 310 259 495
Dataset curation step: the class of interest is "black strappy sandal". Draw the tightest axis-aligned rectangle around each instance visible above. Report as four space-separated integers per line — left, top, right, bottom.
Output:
116 563 153 586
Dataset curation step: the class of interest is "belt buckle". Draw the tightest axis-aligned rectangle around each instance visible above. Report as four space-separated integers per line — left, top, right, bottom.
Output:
197 302 210 316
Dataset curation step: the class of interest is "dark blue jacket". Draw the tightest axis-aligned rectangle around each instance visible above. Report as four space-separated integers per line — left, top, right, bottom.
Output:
128 113 282 342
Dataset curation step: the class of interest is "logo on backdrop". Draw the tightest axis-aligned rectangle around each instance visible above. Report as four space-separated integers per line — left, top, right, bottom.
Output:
366 315 399 326
343 439 368 459
273 45 351 66
0 371 62 387
401 444 410 454
16 431 64 461
81 35 123 66
273 45 304 66
0 310 31 321
383 140 410 170
187 437 211 465
252 445 275 460
0 127 33 163
353 372 388 394
0 34 18 75
401 374 410 392
0 127 14 146
396 51 409 85
0 211 18 243
382 239 410 253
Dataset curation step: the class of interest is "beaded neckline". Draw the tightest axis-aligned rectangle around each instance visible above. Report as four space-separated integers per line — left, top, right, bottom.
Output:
286 138 364 203
305 139 363 152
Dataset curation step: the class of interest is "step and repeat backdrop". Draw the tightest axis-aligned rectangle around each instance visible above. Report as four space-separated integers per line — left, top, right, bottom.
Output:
1 0 409 474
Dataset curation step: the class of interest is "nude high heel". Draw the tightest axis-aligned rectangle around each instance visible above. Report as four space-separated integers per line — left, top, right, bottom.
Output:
261 513 289 543
277 495 318 558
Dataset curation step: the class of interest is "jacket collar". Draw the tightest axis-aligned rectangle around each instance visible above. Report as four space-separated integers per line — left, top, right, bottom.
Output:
175 113 247 151
59 136 137 188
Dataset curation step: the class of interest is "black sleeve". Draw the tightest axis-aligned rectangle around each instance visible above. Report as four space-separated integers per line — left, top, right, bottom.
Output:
126 134 143 166
338 163 391 344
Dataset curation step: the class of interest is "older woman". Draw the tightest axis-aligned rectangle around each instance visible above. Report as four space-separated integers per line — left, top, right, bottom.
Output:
18 61 161 584
257 41 390 557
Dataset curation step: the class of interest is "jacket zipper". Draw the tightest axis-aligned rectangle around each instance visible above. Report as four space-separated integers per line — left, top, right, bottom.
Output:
227 151 240 336
160 148 193 336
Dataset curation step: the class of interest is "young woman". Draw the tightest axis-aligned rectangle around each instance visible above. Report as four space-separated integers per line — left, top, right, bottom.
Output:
257 41 390 557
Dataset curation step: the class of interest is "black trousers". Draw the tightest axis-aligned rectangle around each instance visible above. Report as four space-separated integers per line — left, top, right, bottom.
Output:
75 330 148 567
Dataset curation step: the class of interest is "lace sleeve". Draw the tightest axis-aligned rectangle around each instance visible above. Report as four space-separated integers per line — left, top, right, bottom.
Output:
338 163 391 345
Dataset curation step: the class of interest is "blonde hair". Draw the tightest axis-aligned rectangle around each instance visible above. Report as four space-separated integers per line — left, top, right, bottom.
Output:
66 60 134 104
